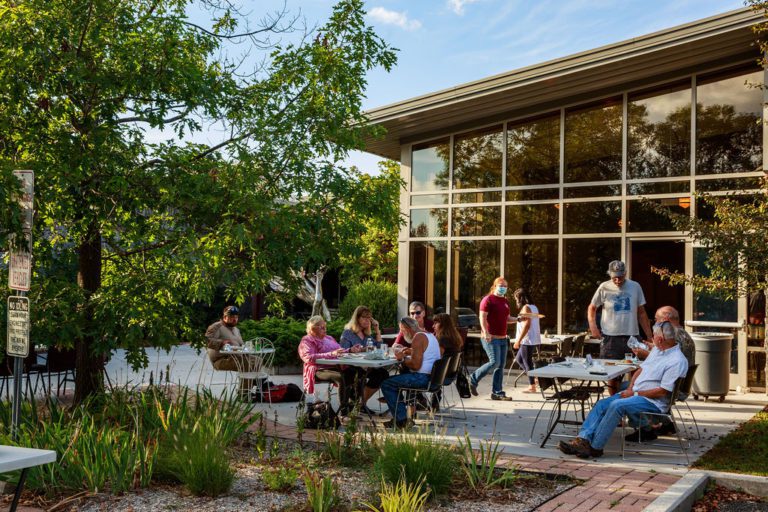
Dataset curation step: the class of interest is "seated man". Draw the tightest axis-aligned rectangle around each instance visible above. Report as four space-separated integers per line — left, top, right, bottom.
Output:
205 306 253 393
558 321 688 459
380 316 442 429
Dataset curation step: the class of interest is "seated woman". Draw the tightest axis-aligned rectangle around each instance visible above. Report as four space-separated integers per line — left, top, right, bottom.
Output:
298 315 363 416
432 313 464 358
339 306 390 416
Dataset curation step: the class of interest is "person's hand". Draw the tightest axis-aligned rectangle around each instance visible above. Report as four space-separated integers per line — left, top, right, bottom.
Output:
620 387 633 398
331 348 345 357
371 318 380 331
223 340 232 346
513 341 521 350
590 327 601 339
351 345 362 353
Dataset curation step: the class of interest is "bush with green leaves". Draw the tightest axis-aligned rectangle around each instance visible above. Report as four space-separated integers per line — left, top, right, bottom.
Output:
262 466 299 492
372 433 457 499
239 316 345 368
338 280 398 328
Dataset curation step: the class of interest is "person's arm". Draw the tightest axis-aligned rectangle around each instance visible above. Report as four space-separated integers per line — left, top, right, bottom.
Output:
620 367 643 397
638 306 653 341
205 323 227 350
371 318 382 342
587 304 601 339
513 305 531 349
403 333 427 370
479 311 491 342
299 336 343 363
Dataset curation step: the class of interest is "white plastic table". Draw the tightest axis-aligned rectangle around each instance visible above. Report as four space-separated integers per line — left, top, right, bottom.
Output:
0 445 56 511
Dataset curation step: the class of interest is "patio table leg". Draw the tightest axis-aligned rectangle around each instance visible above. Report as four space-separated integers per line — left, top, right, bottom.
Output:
10 467 27 512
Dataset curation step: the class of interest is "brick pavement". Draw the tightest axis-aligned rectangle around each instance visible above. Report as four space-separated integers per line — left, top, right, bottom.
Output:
258 420 681 512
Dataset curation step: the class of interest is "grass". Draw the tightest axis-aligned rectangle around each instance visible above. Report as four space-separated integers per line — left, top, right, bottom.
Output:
693 405 768 476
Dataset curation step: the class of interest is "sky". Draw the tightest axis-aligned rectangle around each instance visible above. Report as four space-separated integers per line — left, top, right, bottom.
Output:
187 0 749 172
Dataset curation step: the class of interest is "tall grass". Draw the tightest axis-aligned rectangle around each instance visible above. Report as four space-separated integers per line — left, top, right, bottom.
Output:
363 474 430 512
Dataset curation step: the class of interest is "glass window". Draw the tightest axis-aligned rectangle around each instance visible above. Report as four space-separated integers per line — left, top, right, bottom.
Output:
454 191 502 204
628 84 691 179
564 99 622 183
409 208 448 237
627 181 689 195
453 126 503 189
563 184 621 199
506 188 559 201
412 140 449 192
626 198 690 232
505 204 558 235
452 206 501 237
563 239 621 332
409 242 447 315
563 201 621 234
696 69 762 175
411 194 448 206
503 239 558 331
696 177 763 192
450 240 500 324
506 114 560 186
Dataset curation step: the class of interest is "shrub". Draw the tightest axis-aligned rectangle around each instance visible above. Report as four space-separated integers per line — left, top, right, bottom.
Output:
457 432 520 491
303 470 341 512
372 433 457 498
338 280 398 328
363 474 430 512
262 466 299 492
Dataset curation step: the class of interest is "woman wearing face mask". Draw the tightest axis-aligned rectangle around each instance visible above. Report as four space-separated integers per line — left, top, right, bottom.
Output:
469 277 517 401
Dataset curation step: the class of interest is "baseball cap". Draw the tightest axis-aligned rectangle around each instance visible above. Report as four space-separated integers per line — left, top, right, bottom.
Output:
607 260 626 278
223 306 240 316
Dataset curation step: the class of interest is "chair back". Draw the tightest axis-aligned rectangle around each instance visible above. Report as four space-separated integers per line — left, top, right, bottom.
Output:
559 336 574 357
572 334 587 358
443 352 462 384
678 364 698 396
428 356 451 391
666 375 686 411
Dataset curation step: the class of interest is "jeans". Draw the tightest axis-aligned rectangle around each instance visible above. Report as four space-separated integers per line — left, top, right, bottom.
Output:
514 344 536 385
471 338 509 394
578 393 661 449
381 372 431 422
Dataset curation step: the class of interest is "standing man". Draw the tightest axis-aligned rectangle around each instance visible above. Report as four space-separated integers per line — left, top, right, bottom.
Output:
206 305 252 393
588 260 653 394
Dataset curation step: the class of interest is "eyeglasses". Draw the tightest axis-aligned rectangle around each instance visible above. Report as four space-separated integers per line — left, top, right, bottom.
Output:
409 310 424 316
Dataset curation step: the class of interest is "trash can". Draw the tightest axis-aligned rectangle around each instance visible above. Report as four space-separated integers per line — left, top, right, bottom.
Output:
690 332 732 402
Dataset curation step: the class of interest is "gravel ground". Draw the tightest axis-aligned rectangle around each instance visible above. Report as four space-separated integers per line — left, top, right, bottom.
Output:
56 438 574 512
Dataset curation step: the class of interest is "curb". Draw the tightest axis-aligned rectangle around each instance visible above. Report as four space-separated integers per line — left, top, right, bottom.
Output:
643 471 708 512
700 470 768 498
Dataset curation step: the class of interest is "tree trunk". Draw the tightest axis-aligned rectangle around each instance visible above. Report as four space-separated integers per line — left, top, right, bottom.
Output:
74 221 105 403
764 287 767 396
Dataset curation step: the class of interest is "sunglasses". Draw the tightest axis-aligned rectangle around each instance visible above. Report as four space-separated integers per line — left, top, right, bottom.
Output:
409 310 424 316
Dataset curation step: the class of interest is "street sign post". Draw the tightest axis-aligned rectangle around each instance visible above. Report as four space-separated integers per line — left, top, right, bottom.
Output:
7 296 30 358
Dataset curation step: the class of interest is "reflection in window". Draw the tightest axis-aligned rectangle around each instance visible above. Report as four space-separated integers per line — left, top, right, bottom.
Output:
626 198 689 232
506 188 559 201
409 208 448 237
411 194 448 206
450 240 500 323
563 201 621 234
563 239 621 332
565 100 622 183
627 181 689 195
504 239 558 331
412 140 449 192
628 85 691 179
563 184 621 199
454 191 502 204
505 204 558 235
697 69 762 175
409 242 447 315
507 114 560 186
453 126 503 189
452 206 501 236
696 177 763 192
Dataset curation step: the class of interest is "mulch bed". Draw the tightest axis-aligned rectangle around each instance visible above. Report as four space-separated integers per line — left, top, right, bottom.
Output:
693 484 768 512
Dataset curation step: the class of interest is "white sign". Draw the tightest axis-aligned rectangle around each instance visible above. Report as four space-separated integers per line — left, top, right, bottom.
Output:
7 296 29 357
8 170 33 291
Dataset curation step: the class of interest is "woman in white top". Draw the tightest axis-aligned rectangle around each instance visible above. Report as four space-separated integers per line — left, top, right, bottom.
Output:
512 288 541 393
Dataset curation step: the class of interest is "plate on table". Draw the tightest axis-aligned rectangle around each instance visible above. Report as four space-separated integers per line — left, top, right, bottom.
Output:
340 353 364 359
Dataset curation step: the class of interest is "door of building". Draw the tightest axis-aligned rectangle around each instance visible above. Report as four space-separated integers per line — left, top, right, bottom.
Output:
628 239 685 322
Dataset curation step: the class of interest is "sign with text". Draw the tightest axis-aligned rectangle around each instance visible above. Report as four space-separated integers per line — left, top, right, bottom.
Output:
7 296 30 357
8 170 34 291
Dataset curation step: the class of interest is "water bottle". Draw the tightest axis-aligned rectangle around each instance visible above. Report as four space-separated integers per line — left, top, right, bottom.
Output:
366 338 374 353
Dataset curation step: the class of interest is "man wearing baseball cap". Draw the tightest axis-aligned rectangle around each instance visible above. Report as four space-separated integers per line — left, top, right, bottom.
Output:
205 306 253 393
587 260 653 394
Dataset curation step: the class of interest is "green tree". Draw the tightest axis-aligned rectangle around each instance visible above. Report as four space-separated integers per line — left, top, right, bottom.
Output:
0 0 396 402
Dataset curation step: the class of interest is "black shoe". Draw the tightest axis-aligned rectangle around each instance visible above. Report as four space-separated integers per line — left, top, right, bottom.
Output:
558 439 583 456
490 393 513 401
383 418 413 430
624 427 657 443
469 382 478 396
359 405 378 416
656 422 676 436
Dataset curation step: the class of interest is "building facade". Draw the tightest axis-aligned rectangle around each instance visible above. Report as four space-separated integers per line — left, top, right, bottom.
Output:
363 8 767 391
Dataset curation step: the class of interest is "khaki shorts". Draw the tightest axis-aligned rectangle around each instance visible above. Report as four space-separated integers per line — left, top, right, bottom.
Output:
600 335 632 359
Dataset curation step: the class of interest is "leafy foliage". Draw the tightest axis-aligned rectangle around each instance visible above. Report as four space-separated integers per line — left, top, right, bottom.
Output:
338 281 398 328
303 470 341 512
363 474 430 512
262 466 299 492
0 0 397 400
457 432 521 491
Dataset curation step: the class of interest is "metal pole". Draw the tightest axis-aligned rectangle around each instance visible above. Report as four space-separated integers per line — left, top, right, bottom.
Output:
10 290 26 442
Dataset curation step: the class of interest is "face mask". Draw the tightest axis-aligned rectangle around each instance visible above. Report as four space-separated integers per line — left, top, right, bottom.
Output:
496 286 507 296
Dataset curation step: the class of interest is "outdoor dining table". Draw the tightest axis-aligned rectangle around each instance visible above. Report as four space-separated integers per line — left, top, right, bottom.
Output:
0 445 56 512
528 359 637 448
222 346 276 398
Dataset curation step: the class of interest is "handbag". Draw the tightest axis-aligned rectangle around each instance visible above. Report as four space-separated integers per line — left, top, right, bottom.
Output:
455 364 472 399
299 401 340 430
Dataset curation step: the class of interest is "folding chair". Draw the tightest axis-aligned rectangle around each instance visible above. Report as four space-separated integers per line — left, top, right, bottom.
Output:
529 371 591 447
621 376 690 465
672 364 700 440
439 353 467 421
394 356 451 429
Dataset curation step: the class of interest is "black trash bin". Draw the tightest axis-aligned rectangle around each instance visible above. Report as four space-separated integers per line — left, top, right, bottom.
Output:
690 332 732 402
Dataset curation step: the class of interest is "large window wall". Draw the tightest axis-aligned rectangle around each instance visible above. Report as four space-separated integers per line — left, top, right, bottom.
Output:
406 65 763 332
